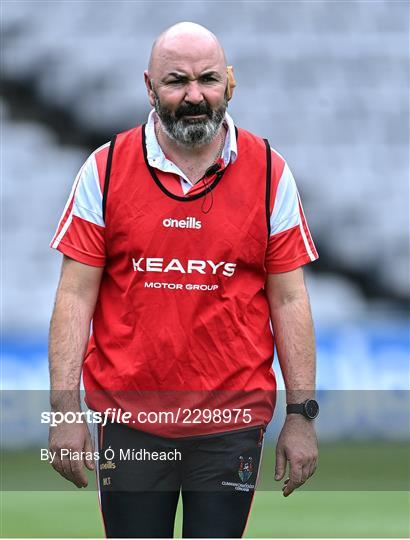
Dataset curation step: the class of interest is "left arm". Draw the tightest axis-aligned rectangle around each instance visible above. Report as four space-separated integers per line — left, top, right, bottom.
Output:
265 267 318 496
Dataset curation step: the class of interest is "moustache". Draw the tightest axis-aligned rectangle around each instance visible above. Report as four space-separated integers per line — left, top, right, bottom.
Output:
175 102 212 119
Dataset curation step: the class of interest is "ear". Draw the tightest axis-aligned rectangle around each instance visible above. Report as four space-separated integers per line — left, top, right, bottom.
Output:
226 66 236 101
144 71 156 107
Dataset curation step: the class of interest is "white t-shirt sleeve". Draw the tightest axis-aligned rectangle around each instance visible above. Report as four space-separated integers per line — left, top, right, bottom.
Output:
50 144 109 267
265 158 318 273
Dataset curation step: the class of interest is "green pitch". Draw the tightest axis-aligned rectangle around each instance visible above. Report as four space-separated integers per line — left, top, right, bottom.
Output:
2 490 409 537
1 443 409 537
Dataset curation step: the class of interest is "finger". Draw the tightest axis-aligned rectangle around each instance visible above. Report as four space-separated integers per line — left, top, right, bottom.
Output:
281 478 289 493
70 457 88 488
51 454 65 478
84 432 95 471
308 458 317 479
51 448 81 487
301 462 310 484
61 455 75 484
275 447 287 481
283 460 303 497
308 459 316 478
290 458 303 485
283 481 299 497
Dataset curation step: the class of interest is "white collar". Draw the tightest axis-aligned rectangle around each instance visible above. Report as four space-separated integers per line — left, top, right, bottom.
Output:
145 109 238 186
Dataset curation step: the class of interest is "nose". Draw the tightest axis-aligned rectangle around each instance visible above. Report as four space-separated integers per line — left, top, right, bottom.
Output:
184 80 204 105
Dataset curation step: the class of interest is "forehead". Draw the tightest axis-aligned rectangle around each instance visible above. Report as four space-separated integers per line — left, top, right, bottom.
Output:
153 35 224 78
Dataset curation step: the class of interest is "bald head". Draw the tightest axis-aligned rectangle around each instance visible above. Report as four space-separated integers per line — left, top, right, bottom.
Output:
148 22 227 78
144 22 229 148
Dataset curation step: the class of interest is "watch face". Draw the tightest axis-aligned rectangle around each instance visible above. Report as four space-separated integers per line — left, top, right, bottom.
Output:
304 400 319 419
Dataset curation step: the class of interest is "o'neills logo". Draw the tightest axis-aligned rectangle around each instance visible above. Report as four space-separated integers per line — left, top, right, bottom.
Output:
132 257 236 277
163 217 201 229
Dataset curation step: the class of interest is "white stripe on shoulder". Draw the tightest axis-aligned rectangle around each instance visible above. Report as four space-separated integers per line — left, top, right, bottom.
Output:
299 219 315 260
72 145 109 227
51 143 109 249
270 162 301 235
51 212 73 249
51 162 86 247
297 193 316 261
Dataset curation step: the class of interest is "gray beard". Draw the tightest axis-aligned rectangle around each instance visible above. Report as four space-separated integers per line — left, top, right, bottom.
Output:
153 94 227 148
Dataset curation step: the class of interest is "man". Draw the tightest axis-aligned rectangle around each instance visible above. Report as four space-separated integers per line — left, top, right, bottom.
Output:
48 21 319 538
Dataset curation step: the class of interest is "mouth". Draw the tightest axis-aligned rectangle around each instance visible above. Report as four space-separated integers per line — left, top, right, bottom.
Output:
181 114 207 119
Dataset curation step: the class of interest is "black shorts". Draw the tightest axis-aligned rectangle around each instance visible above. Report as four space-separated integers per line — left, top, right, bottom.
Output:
95 422 266 538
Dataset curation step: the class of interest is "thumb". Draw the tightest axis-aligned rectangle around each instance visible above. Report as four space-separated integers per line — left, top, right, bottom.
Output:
84 432 95 471
275 445 287 481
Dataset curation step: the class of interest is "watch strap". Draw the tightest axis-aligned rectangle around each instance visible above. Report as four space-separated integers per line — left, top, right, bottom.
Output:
286 403 305 415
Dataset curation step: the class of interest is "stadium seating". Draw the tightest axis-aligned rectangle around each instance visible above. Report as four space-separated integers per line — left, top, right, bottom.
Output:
2 1 408 329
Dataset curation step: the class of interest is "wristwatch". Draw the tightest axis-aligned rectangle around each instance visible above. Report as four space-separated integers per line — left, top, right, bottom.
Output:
286 399 319 419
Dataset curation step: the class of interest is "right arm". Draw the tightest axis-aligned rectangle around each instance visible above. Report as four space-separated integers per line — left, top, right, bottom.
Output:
48 255 103 487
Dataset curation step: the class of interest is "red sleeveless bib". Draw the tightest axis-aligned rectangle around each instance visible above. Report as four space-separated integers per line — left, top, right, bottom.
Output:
83 124 277 436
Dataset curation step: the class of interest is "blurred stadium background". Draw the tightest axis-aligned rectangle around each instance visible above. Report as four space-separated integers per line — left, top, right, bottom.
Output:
1 0 409 537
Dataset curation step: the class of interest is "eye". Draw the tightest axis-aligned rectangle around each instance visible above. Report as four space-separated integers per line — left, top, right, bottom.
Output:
201 76 217 83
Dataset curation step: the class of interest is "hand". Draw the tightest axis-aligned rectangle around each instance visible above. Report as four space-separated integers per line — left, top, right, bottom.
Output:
274 414 318 497
48 421 95 488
